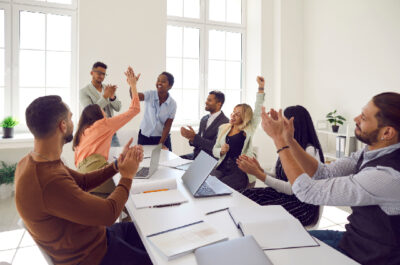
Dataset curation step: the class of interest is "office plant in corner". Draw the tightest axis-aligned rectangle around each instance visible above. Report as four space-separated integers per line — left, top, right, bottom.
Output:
0 161 17 199
326 110 346 133
1 116 19 138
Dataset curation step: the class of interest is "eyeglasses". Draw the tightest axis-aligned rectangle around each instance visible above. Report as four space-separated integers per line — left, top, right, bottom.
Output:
93 70 107 76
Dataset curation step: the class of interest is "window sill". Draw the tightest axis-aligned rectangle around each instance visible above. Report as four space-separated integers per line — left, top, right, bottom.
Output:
0 133 34 149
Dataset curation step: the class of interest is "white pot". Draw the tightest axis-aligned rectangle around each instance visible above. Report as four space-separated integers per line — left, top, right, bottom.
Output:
0 183 14 200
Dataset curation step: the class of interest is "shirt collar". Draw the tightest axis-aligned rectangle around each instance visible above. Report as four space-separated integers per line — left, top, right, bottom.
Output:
209 110 222 119
155 92 171 105
89 82 105 93
362 142 400 163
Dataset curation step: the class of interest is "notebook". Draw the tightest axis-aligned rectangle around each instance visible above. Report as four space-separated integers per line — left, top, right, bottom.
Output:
195 235 274 265
131 179 188 209
229 205 319 250
147 221 228 260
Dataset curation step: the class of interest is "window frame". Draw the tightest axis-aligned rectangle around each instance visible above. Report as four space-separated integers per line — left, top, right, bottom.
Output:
167 0 247 125
0 3 12 120
10 3 77 132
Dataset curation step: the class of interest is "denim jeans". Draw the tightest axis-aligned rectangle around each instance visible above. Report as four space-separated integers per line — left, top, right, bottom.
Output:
309 230 347 255
137 130 172 151
111 133 120 147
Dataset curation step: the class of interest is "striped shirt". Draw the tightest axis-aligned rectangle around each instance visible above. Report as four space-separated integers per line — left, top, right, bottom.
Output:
292 142 400 215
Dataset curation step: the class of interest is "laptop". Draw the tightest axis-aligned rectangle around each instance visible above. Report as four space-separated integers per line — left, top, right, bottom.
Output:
181 151 232 198
195 235 273 265
135 144 162 179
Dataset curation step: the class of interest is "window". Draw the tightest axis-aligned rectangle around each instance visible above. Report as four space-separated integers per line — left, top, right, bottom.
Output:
167 0 245 124
0 0 76 130
0 8 5 120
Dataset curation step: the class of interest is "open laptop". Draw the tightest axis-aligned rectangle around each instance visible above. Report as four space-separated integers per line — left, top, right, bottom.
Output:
182 151 232 198
195 235 273 265
135 144 162 179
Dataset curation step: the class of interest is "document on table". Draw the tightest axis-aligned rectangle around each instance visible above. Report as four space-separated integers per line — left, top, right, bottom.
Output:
132 189 188 209
229 205 319 250
159 157 192 168
147 221 228 260
131 178 188 209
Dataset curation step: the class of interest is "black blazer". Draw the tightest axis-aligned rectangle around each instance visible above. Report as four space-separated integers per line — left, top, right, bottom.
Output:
191 112 229 159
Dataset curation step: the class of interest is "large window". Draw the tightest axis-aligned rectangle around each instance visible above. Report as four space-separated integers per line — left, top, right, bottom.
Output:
0 0 76 130
0 8 5 120
167 0 245 124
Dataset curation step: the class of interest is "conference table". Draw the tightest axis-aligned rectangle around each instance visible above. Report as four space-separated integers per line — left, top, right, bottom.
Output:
109 146 359 265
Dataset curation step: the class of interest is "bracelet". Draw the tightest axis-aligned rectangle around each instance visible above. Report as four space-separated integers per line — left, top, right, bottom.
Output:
277 145 290 154
114 159 119 171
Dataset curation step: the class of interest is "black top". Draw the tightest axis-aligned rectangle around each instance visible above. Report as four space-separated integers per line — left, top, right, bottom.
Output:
224 131 246 159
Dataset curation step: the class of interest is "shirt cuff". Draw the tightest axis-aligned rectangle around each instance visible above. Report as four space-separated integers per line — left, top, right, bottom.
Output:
292 173 312 195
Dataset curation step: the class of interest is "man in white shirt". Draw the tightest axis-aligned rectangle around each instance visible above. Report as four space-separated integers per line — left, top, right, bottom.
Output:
181 91 229 160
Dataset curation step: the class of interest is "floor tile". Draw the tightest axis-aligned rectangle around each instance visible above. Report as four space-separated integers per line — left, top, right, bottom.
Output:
0 230 24 251
19 231 36 248
0 249 16 264
322 206 350 224
12 246 48 265
316 217 336 229
324 225 347 231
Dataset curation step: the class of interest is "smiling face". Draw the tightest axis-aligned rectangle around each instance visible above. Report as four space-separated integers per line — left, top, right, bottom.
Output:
230 106 243 126
156 74 172 94
353 100 381 145
91 66 107 84
205 94 221 113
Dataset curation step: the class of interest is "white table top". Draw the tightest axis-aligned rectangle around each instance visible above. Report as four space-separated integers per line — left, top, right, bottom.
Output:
109 147 359 265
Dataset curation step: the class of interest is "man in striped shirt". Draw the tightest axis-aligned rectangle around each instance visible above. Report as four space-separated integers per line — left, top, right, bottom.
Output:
261 92 400 265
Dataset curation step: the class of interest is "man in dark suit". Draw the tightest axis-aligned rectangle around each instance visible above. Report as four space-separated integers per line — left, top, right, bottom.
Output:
180 91 229 160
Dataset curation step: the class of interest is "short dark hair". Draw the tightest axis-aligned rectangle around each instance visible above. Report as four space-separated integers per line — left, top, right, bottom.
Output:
25 96 69 139
209 90 225 106
92 61 107 69
372 92 400 142
161 71 174 87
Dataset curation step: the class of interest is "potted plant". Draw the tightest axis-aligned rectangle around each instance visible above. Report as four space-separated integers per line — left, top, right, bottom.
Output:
0 161 17 200
326 110 346 133
1 116 19 138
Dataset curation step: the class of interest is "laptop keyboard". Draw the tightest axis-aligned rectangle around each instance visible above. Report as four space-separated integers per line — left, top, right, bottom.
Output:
195 182 216 196
136 167 150 177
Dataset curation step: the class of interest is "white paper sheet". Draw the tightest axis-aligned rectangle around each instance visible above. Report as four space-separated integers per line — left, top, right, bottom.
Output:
132 189 188 209
147 221 228 260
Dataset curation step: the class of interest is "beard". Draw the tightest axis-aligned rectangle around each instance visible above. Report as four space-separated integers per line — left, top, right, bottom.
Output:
355 126 380 145
64 133 73 144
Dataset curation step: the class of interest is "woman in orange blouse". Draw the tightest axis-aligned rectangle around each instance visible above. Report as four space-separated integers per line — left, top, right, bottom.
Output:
73 67 140 195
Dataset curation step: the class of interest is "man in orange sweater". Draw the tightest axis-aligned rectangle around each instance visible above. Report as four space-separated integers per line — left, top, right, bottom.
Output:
15 95 151 265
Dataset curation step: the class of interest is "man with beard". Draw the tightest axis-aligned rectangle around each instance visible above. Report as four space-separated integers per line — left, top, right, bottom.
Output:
15 96 151 265
180 91 229 160
80 62 122 146
258 92 400 264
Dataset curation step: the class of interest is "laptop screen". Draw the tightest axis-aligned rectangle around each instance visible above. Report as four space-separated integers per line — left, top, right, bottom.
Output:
181 151 218 194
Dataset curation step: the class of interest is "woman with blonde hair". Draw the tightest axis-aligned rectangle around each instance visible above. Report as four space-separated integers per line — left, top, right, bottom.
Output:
212 76 266 191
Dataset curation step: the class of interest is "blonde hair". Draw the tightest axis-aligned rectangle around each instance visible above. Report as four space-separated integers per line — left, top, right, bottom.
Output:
234 104 253 131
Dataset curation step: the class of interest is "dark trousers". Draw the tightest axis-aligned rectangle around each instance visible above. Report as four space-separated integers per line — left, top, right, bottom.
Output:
180 153 195 160
212 157 248 192
100 222 152 265
138 130 172 151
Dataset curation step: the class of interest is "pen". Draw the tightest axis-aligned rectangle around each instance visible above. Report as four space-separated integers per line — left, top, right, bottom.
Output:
143 189 169 193
205 207 229 215
152 203 182 208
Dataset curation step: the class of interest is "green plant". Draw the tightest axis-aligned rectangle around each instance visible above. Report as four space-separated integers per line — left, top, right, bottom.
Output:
1 116 19 128
326 110 346 126
0 161 17 185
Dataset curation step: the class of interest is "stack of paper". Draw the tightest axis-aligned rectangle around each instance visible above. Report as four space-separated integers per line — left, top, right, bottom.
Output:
229 205 319 250
131 179 188 209
159 157 192 168
147 221 228 260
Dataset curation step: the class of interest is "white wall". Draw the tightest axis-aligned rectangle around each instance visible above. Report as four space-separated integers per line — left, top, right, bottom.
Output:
303 0 400 122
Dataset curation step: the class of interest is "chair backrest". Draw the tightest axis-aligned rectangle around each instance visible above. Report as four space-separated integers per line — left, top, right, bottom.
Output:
18 219 55 265
306 206 324 230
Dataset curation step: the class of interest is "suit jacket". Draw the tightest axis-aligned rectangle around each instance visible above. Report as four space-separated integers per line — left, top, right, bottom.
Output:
190 111 229 159
80 83 121 117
